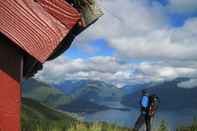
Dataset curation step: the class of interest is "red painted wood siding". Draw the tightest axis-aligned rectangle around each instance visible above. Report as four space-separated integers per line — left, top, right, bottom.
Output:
0 42 23 131
0 0 80 63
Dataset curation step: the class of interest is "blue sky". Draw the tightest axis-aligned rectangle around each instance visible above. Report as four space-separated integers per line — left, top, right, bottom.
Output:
64 38 115 59
37 0 197 88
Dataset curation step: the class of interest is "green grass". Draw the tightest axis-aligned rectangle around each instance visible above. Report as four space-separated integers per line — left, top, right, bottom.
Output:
176 118 197 131
21 97 77 131
67 122 131 131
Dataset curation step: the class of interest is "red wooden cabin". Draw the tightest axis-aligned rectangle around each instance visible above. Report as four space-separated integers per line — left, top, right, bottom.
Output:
0 0 102 131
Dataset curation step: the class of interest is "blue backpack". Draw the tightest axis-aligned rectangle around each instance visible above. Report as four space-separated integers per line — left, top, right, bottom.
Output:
141 95 149 108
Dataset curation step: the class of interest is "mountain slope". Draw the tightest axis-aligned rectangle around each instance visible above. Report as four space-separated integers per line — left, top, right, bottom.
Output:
121 78 197 110
53 80 122 112
22 79 111 113
22 78 71 107
21 97 131 131
53 80 123 103
21 97 78 131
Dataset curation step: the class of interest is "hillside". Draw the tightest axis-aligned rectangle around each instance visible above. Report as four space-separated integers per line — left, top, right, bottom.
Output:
22 78 72 107
21 97 130 131
53 80 123 112
21 97 78 131
121 78 197 110
59 99 109 113
22 79 111 113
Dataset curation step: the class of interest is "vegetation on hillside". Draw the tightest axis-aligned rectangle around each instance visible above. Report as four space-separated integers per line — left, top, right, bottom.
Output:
21 97 131 131
22 79 113 113
22 79 72 107
157 120 169 131
21 97 77 131
176 118 197 131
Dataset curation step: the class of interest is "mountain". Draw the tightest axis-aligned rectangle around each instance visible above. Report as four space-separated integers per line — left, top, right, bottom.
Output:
53 80 123 103
52 80 86 95
21 97 78 131
22 79 111 113
122 83 150 95
121 78 197 110
122 81 164 95
22 78 72 107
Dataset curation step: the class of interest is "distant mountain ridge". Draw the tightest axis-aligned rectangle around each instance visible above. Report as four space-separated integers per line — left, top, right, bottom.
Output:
52 79 123 103
22 79 121 113
121 78 197 110
122 83 151 95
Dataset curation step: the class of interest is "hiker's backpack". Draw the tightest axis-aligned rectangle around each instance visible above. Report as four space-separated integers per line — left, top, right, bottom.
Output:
148 95 159 116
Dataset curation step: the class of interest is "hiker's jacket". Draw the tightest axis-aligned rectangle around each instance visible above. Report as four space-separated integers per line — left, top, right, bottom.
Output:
140 95 150 113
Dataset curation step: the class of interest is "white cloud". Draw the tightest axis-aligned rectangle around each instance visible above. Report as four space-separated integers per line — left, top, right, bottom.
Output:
35 56 133 85
111 26 197 60
75 0 197 61
135 62 196 82
75 0 167 43
35 55 197 87
178 79 197 88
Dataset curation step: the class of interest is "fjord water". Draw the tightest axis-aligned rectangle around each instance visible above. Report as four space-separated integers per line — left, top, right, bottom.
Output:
82 101 197 130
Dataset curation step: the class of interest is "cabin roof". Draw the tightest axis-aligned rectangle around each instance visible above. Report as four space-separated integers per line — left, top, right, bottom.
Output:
0 0 80 63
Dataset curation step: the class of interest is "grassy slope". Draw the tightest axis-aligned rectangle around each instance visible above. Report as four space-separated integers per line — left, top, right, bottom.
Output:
21 97 131 131
21 97 77 131
22 79 72 107
177 120 197 131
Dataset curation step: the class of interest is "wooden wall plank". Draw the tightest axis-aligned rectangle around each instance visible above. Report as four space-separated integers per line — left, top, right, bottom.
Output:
0 41 23 131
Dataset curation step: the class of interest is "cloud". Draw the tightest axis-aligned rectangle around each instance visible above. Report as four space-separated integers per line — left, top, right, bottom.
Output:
107 14 197 61
75 0 197 61
178 79 197 88
35 55 197 87
75 0 167 43
110 23 197 61
35 56 133 85
134 62 196 82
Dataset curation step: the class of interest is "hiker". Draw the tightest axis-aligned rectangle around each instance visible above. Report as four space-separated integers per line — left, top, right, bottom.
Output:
134 90 151 131
134 91 160 131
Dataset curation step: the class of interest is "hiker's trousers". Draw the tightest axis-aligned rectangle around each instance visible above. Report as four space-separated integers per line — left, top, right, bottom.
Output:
134 112 151 131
